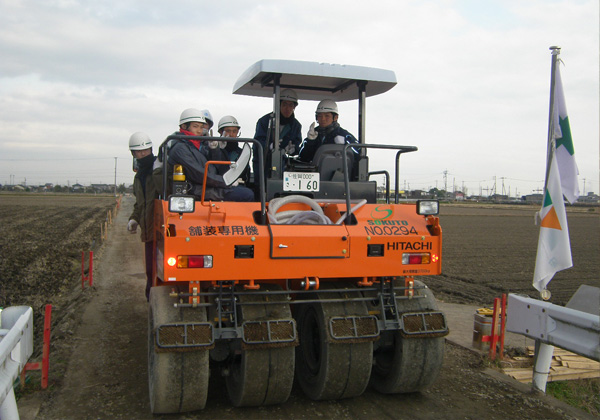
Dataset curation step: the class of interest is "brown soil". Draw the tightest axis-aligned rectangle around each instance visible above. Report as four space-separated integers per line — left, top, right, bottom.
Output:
426 204 600 306
3 194 596 419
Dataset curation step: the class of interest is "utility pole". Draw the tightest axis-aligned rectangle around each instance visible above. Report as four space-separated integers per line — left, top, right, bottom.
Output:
443 170 448 199
114 157 118 196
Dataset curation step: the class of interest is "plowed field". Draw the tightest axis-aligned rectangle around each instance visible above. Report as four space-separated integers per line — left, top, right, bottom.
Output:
427 204 600 306
2 194 598 419
0 193 119 350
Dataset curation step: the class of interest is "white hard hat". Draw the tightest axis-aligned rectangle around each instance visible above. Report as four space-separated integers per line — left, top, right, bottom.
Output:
179 108 208 126
280 89 298 104
200 109 214 128
128 132 153 150
316 99 338 115
218 115 241 132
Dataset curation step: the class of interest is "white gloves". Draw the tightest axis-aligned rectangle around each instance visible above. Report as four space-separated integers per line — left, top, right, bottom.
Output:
219 141 227 149
307 122 318 140
283 141 296 155
232 178 243 187
334 135 345 145
127 219 138 233
208 140 219 149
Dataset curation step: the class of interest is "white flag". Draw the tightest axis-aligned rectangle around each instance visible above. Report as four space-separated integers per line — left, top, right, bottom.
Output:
552 63 579 204
532 152 573 292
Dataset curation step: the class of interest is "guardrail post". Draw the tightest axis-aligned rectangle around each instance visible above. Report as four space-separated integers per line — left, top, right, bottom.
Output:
20 304 52 390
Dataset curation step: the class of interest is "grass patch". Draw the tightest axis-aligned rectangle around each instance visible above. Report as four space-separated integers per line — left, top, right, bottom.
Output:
546 378 600 416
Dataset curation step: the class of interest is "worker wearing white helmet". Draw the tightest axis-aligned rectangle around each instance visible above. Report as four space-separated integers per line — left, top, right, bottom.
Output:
127 131 158 301
217 115 243 158
202 115 241 176
253 89 303 187
200 109 214 131
254 89 301 154
218 115 241 137
215 115 252 183
178 108 210 136
168 108 254 202
298 99 359 165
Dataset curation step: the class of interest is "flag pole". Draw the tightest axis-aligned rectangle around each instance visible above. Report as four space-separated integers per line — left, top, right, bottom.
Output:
544 46 561 192
531 46 562 393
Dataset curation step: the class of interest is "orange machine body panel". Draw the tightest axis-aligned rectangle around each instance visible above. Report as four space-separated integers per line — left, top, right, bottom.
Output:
153 199 442 286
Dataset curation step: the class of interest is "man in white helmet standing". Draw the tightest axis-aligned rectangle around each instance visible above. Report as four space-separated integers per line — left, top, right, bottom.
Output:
253 89 302 189
298 99 359 169
127 131 158 301
168 108 254 202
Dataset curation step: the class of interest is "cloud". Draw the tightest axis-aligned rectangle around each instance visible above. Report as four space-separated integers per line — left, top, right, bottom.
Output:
0 0 597 195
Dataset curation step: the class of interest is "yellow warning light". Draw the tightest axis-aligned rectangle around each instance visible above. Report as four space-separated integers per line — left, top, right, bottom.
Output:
173 164 185 181
167 257 177 267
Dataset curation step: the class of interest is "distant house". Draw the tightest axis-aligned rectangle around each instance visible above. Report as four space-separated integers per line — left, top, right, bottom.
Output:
490 194 509 202
408 189 428 199
579 192 599 204
91 184 115 193
72 183 85 193
524 194 543 204
91 184 113 193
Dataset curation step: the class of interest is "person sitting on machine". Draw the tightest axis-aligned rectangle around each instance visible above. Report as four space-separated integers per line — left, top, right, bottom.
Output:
168 108 254 202
298 99 359 179
252 89 303 184
215 115 251 183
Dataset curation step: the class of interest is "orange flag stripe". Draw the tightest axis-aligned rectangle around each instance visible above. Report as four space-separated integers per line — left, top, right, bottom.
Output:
540 206 562 230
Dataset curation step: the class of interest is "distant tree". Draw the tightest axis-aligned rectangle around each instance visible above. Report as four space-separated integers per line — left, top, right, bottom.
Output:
428 187 446 199
117 183 127 194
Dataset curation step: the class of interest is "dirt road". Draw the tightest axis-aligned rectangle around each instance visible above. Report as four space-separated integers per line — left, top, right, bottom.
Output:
22 197 592 420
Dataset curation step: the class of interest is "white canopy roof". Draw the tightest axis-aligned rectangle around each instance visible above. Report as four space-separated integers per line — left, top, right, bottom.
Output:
233 59 397 102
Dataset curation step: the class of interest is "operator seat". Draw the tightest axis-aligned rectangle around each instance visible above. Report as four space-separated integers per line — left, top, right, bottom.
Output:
311 144 354 182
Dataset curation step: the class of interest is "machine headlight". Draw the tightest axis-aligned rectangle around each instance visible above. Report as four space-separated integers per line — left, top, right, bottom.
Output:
169 195 195 213
416 200 439 216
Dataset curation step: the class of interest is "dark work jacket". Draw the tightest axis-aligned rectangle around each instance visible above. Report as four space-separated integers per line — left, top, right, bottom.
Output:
168 138 230 201
298 123 359 163
201 143 231 176
130 155 158 243
254 112 302 151
253 112 302 179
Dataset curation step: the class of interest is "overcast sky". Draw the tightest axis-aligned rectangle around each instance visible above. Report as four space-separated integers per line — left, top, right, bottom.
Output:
1 0 598 197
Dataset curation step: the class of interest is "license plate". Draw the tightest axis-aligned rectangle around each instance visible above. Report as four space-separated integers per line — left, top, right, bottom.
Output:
283 172 320 192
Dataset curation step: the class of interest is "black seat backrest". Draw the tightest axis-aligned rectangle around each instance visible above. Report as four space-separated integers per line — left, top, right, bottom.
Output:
311 144 354 181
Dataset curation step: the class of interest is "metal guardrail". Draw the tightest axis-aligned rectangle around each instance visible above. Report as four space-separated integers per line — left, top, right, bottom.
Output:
0 306 34 420
506 293 600 361
506 290 600 392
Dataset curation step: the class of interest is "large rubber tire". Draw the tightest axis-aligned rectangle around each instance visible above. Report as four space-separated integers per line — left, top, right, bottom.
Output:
295 283 373 401
225 284 295 407
148 286 209 413
370 280 445 394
